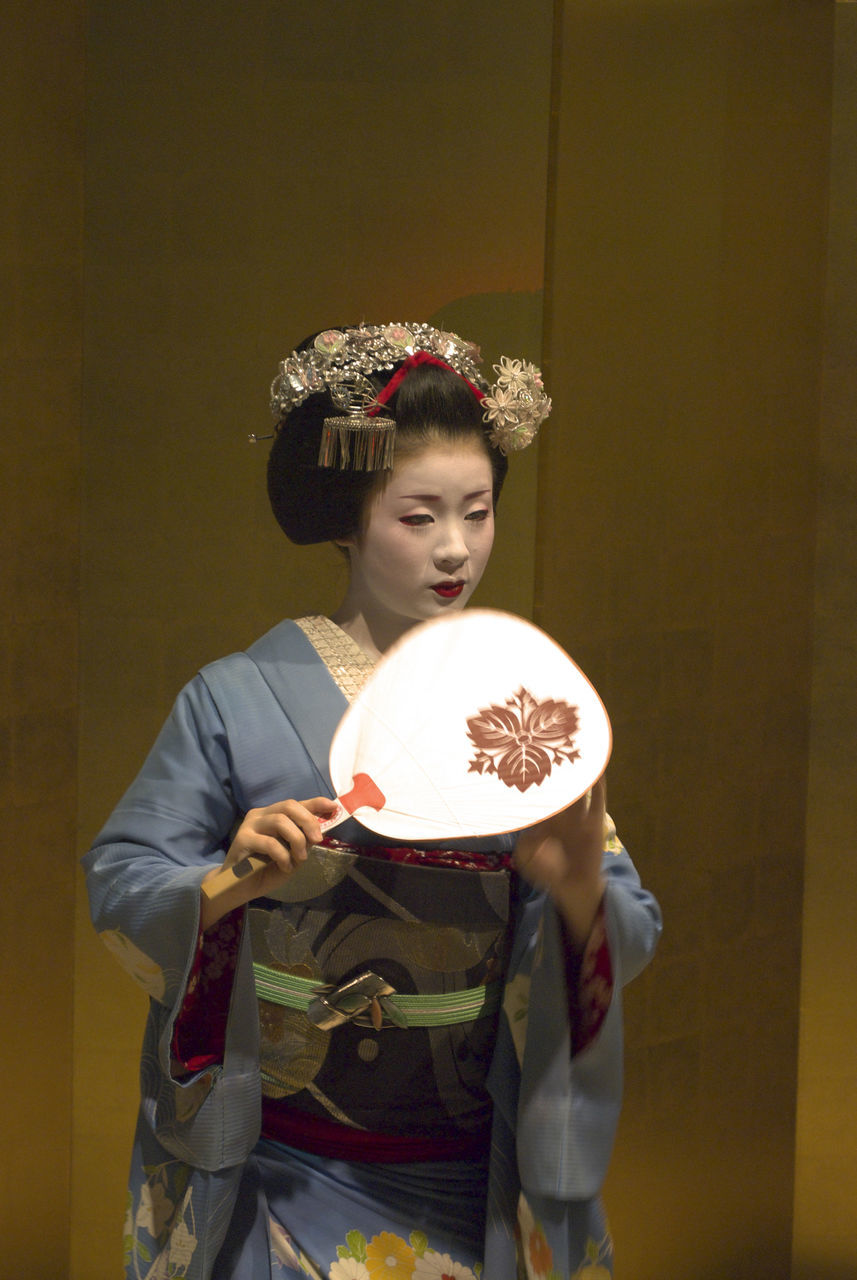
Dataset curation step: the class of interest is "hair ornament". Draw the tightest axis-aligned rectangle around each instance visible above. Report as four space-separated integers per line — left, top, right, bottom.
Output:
481 356 552 455
317 415 397 470
270 324 483 420
267 322 550 469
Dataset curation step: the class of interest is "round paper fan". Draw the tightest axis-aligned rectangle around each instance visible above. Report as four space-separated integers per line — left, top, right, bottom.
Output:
328 608 611 840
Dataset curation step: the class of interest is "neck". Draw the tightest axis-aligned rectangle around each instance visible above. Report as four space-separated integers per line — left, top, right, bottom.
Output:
330 596 419 662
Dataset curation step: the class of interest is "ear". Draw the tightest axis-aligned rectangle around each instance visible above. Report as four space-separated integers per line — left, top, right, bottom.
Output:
332 537 354 561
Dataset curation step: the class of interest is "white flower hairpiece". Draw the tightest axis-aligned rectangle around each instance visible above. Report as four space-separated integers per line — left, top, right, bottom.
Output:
480 356 552 455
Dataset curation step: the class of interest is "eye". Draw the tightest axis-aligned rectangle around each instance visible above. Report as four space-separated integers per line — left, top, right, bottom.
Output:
465 508 491 522
399 514 433 526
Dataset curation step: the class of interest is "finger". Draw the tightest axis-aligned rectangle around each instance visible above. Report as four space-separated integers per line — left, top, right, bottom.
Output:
302 795 340 816
264 797 336 844
259 812 313 864
261 798 325 822
230 812 302 868
251 832 303 870
587 775 607 830
234 815 314 877
570 777 605 823
299 796 340 840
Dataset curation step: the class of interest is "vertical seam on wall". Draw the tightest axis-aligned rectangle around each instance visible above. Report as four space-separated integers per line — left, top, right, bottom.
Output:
535 0 565 628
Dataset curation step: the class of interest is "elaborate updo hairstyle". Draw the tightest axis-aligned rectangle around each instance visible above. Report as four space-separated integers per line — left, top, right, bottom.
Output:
267 339 507 546
265 322 549 545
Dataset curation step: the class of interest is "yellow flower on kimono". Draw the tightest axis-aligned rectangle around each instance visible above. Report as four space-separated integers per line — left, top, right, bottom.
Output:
366 1232 415 1279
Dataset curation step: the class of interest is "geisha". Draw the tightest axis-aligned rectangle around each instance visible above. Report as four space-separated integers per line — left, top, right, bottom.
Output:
84 322 661 1280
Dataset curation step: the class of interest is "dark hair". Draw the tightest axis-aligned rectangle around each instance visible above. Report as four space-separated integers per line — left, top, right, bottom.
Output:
267 347 507 545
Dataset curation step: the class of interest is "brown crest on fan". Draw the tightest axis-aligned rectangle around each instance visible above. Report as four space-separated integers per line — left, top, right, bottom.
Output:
465 688 581 793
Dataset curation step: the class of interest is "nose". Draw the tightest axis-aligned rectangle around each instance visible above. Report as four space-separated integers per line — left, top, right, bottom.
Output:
434 519 469 571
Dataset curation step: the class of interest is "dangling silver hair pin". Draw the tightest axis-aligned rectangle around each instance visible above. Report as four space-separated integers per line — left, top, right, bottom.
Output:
317 413 396 470
317 373 396 470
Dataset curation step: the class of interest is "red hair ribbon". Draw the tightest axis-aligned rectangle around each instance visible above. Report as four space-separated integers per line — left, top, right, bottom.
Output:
367 350 485 416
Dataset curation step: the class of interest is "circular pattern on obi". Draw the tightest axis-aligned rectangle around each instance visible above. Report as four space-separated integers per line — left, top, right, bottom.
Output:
259 1002 329 1099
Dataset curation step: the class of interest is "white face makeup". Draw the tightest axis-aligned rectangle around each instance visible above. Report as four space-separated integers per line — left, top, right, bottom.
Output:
336 439 495 652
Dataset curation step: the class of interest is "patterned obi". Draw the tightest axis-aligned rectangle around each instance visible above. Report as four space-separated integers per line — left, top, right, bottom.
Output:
249 842 512 1140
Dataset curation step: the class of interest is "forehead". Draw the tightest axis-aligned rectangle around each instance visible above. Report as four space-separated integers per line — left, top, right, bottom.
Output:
384 439 493 493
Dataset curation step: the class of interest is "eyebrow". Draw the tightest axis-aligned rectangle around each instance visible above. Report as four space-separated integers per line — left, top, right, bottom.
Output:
396 489 492 502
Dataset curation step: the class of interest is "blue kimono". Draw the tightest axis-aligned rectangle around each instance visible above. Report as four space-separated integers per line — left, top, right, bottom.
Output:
83 618 661 1280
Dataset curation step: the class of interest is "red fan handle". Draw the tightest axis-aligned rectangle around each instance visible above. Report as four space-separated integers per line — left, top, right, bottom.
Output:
317 772 387 833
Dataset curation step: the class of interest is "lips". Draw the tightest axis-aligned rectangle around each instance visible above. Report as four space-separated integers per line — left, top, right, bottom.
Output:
432 581 465 598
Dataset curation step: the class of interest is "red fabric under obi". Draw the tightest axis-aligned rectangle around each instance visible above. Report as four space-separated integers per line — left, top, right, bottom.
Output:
322 837 512 871
262 1106 491 1164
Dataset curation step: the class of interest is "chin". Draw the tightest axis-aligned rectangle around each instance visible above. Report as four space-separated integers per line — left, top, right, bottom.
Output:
429 591 471 612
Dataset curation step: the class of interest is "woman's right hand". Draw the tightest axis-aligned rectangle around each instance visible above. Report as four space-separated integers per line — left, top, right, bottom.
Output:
201 796 338 930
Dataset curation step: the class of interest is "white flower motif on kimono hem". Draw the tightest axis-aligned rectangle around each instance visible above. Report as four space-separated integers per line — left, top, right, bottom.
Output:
413 1250 477 1279
329 1258 370 1280
124 1162 198 1279
135 1178 174 1238
165 1196 198 1270
270 1219 303 1272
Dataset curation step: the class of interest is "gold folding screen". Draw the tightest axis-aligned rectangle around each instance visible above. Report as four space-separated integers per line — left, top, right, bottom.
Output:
540 5 837 1275
3 3 855 1278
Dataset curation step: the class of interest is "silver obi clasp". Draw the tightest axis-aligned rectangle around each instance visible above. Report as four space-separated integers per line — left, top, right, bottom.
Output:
307 971 406 1031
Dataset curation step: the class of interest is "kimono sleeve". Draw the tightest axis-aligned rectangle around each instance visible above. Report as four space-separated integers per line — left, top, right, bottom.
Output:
490 841 662 1202
82 673 266 1170
82 674 240 1012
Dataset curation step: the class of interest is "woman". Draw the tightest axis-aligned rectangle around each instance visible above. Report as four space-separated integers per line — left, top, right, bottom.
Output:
84 322 661 1280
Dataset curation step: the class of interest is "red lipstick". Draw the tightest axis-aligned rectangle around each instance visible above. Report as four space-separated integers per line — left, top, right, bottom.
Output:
432 581 464 598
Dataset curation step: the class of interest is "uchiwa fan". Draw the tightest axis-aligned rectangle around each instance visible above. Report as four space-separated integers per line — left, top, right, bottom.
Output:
203 609 611 898
326 608 610 839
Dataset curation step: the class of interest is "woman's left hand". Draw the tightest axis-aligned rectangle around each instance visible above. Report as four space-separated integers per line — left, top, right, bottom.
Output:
513 776 607 949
